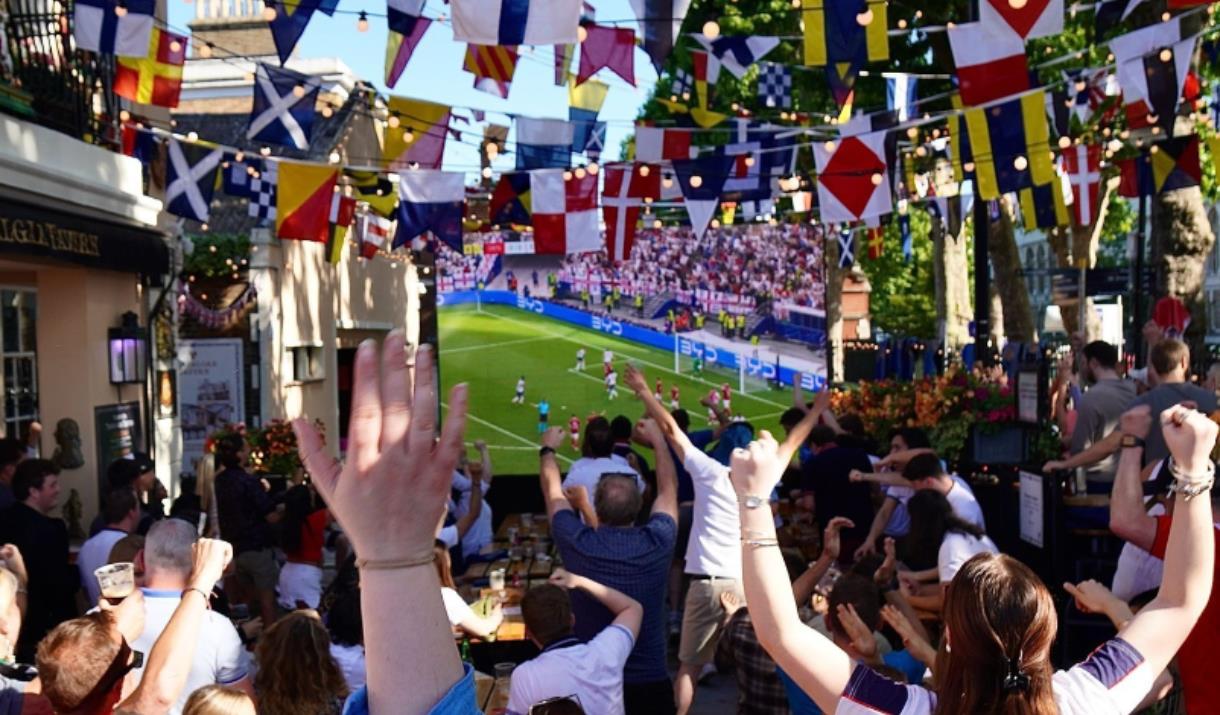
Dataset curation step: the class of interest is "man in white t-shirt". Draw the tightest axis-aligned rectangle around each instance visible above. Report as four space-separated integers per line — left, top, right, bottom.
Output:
564 417 644 494
894 453 986 530
78 486 140 606
508 570 642 715
450 442 494 559
130 519 252 714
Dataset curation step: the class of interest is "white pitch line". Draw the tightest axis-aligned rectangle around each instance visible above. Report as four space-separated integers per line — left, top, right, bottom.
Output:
443 336 550 354
444 401 573 465
566 368 606 385
478 306 788 409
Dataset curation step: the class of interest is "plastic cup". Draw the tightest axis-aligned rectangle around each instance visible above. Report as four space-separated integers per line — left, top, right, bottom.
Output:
489 568 506 592
95 562 135 604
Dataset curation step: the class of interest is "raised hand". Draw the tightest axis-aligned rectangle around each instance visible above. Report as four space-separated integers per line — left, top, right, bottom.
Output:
624 364 648 394
836 603 878 661
822 517 855 562
729 431 787 499
1162 403 1219 475
632 418 663 449
294 336 467 565
1120 404 1154 440
541 426 566 450
1063 579 1123 616
0 543 27 585
563 485 590 507
188 538 233 593
548 568 578 590
880 604 918 646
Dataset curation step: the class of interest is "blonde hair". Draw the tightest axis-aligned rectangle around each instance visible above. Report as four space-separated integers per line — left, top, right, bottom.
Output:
184 685 256 715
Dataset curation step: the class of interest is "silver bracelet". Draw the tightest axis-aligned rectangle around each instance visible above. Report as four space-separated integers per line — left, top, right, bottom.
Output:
1167 457 1216 501
743 538 780 549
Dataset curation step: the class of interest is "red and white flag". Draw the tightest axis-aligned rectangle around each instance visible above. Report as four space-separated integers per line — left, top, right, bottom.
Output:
357 213 393 259
602 162 660 263
635 126 691 162
532 169 600 254
1061 144 1101 226
948 21 1030 106
979 0 1062 40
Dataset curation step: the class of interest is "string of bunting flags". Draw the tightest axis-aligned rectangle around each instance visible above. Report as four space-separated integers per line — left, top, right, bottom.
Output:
91 0 1220 270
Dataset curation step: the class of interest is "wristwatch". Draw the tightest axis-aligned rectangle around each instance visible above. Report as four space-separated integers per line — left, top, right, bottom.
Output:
740 494 768 510
1120 435 1144 450
539 446 556 457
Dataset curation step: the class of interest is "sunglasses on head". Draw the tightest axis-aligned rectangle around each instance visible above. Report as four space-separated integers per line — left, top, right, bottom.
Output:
63 637 144 715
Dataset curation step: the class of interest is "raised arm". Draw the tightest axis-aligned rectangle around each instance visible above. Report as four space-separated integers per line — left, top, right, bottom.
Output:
294 337 470 715
539 427 571 522
118 539 232 714
731 431 855 711
550 570 643 639
849 469 908 488
791 517 853 607
856 498 897 561
1044 427 1123 474
626 364 695 459
875 448 935 472
563 486 599 527
474 440 494 485
0 544 28 618
792 372 810 413
1109 406 1157 551
453 479 483 541
1114 405 1216 681
637 419 678 521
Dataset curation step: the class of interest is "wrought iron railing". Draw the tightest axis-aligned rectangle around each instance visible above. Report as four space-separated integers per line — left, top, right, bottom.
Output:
2 0 121 150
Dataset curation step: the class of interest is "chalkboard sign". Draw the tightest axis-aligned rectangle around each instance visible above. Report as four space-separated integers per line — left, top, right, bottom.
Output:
94 402 143 500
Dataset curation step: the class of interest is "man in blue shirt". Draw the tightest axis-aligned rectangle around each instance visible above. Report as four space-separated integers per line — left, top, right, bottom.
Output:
541 420 678 715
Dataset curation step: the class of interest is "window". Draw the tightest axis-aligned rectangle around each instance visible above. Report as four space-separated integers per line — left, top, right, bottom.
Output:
290 346 324 383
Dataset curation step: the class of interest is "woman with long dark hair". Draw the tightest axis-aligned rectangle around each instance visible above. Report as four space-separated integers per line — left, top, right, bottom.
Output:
899 489 997 613
277 481 330 610
728 404 1216 714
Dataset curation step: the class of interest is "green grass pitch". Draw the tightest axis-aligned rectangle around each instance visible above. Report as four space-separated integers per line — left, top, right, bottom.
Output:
438 303 792 475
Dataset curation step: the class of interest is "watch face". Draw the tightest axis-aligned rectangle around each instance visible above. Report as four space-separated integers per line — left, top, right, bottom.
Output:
744 495 765 509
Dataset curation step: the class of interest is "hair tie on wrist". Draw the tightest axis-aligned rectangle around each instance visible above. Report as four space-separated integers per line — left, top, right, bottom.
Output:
356 552 436 570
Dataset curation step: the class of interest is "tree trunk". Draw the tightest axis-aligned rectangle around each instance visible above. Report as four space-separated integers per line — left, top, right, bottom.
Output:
1151 186 1216 347
1046 181 1116 340
825 231 847 381
931 207 973 352
987 196 1036 345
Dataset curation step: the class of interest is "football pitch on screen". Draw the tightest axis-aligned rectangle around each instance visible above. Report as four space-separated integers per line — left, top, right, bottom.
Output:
438 303 792 475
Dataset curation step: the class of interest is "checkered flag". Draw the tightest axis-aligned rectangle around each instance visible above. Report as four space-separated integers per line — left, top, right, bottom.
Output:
248 161 278 223
671 68 693 99
758 62 791 109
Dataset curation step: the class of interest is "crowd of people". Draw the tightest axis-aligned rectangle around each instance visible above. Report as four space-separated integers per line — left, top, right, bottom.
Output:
1 326 1218 715
557 225 827 322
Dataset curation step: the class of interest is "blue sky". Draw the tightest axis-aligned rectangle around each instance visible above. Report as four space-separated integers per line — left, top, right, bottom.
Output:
168 0 656 174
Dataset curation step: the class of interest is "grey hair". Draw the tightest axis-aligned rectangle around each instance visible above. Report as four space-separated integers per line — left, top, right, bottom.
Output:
144 518 198 576
594 474 642 527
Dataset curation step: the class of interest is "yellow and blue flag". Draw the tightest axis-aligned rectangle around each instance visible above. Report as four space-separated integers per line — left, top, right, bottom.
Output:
962 91 1054 200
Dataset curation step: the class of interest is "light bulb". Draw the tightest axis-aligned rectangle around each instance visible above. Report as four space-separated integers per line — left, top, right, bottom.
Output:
856 7 873 25
743 155 755 167
1108 138 1122 152
1146 113 1159 125
897 18 907 29
482 167 492 179
1161 11 1170 21
906 127 919 140
711 219 720 228
199 42 213 58
1013 155 1028 171
262 4 277 21
690 175 703 188
186 131 199 142
114 3 128 16
387 114 400 128
731 102 740 112
1058 136 1071 149
119 109 131 122
653 219 663 228
357 11 369 32
577 25 588 43
234 150 245 162
292 83 306 98
1159 47 1172 62
247 165 257 176
260 146 272 156
575 167 587 179
638 165 650 177
915 145 927 157
662 177 674 189
791 0 800 7
702 20 720 39
1150 125 1162 135
1149 144 1160 154
329 151 341 164
1009 0 1027 7
563 170 573 181
870 173 883 186
321 105 333 118
823 140 836 153
403 129 415 142
201 223 209 232
169 39 182 53
963 161 976 173
587 162 599 175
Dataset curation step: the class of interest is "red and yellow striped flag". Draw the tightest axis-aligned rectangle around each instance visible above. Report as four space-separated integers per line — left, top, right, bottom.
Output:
464 44 519 99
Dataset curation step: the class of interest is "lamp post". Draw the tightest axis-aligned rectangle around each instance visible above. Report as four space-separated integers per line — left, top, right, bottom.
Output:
108 311 147 385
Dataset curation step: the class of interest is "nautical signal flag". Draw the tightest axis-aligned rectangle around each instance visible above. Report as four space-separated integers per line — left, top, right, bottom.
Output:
801 0 888 67
1110 18 1195 134
396 170 465 251
1117 153 1153 198
1061 144 1102 226
578 24 635 86
758 62 792 108
531 169 600 254
602 163 660 263
672 154 735 239
489 172 533 226
387 0 425 34
74 0 154 57
114 28 186 107
247 64 321 150
276 162 338 242
979 0 1063 41
961 91 1054 201
695 35 780 79
570 76 609 157
451 0 581 46
635 126 691 163
813 131 892 224
947 21 1030 106
464 44 520 98
383 97 450 170
1149 135 1201 194
326 194 357 264
629 0 692 72
1018 173 1070 229
267 0 339 64
344 169 398 218
164 139 222 223
385 16 431 88
515 117 574 170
